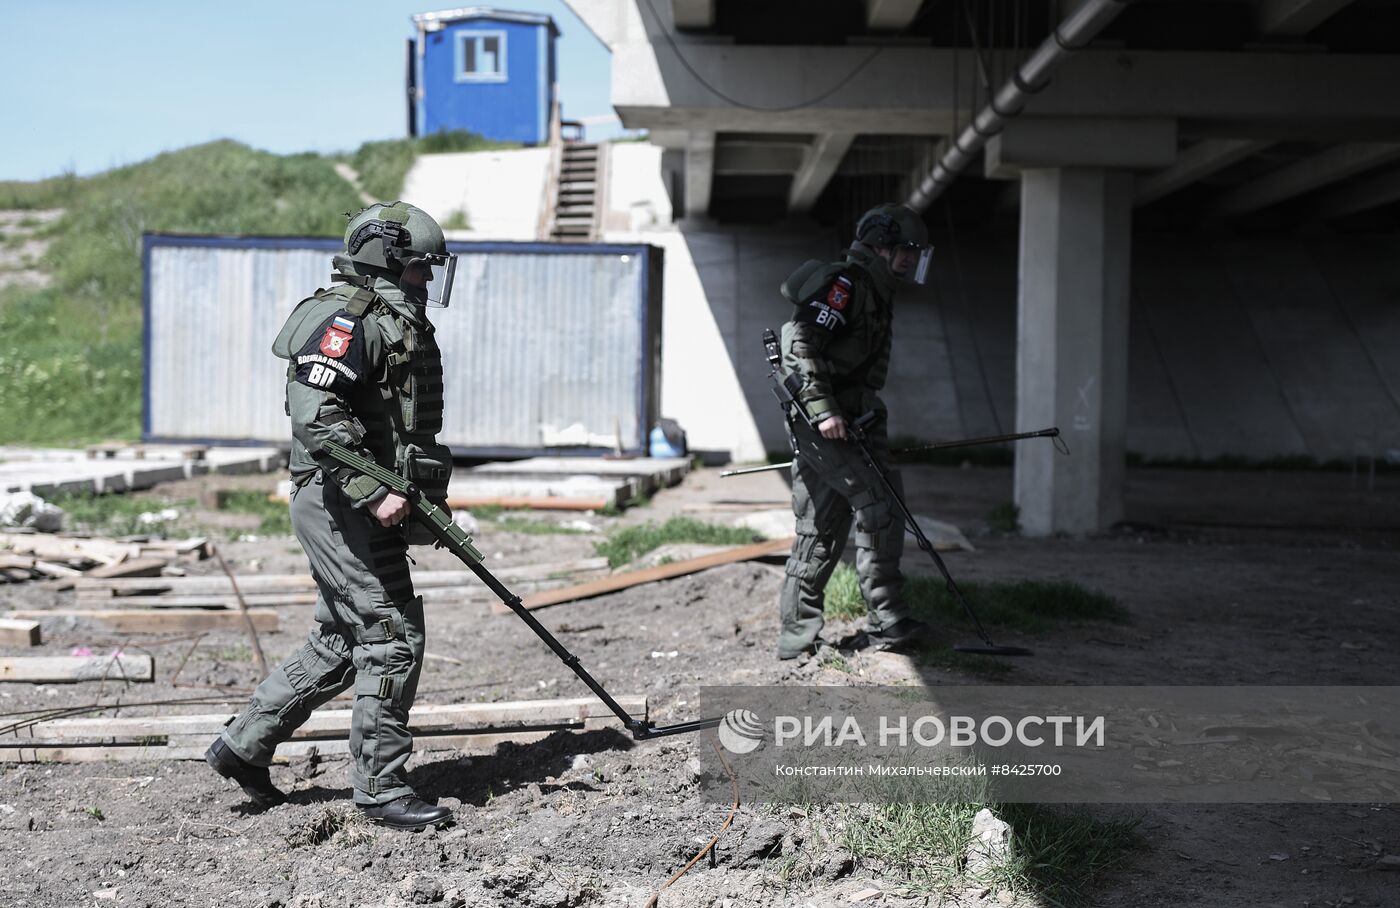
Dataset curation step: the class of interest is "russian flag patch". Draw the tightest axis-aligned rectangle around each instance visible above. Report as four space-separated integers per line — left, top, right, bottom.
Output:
332 316 356 333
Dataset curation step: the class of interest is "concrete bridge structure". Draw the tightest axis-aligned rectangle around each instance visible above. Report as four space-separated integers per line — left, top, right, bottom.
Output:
561 0 1400 535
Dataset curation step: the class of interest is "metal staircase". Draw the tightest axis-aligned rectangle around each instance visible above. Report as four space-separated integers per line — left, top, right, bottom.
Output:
549 141 604 242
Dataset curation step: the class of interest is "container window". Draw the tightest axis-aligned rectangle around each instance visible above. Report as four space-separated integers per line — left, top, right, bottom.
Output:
456 30 507 82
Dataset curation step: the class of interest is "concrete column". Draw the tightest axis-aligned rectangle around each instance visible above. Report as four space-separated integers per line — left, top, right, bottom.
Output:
684 131 715 219
1014 168 1132 536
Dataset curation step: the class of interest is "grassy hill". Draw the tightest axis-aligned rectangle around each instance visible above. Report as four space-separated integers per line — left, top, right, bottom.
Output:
0 131 509 445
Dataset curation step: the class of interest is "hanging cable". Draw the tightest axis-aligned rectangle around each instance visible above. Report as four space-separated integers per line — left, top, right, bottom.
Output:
640 0 883 113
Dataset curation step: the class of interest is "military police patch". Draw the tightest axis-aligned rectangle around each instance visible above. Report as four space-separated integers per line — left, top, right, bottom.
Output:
826 275 852 311
320 325 352 358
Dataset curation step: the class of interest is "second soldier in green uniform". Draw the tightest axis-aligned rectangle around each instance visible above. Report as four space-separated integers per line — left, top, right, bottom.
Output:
776 203 935 660
206 202 458 829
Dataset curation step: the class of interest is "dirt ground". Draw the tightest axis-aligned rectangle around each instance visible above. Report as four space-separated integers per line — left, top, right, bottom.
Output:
1 462 1397 907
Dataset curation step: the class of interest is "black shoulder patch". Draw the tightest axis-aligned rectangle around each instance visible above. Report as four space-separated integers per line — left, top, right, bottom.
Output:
292 311 366 393
792 275 851 332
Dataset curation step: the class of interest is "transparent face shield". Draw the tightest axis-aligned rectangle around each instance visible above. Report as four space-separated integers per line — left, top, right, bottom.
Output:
420 252 457 308
890 243 934 285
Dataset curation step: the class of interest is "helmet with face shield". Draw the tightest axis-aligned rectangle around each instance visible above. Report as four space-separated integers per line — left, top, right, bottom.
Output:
344 202 457 307
854 203 933 285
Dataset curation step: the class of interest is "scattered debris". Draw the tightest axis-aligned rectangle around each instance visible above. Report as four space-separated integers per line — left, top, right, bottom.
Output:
0 491 65 532
0 618 40 646
966 808 1014 879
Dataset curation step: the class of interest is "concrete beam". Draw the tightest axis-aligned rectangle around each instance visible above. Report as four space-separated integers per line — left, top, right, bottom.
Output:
684 131 716 218
1213 142 1400 216
1134 139 1272 206
788 133 857 212
563 0 646 49
1310 166 1400 219
612 45 1400 137
671 0 714 30
984 118 1177 179
866 0 926 31
713 141 807 175
1256 0 1356 35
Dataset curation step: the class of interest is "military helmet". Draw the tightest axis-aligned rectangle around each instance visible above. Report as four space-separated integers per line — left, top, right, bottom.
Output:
855 203 929 249
854 203 933 285
344 202 456 307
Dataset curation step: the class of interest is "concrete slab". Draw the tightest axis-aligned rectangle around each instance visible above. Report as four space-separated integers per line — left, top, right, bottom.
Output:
446 475 632 509
0 446 284 497
469 456 690 493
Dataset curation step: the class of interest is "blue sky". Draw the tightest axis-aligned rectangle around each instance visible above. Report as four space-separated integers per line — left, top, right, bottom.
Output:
1 0 619 181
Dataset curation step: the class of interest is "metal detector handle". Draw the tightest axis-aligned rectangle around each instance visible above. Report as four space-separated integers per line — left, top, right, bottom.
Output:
321 441 720 741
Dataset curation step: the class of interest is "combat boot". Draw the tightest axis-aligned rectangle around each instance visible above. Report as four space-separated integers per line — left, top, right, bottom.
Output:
866 616 933 652
359 795 453 831
205 737 287 810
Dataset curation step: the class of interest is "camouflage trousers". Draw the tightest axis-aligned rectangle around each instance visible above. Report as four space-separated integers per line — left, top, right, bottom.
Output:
777 412 909 659
221 473 424 805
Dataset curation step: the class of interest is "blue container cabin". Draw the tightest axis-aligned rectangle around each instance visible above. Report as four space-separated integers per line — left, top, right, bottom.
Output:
409 7 559 145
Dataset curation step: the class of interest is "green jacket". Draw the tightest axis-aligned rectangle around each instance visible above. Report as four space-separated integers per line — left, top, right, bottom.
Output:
779 243 897 422
272 256 451 508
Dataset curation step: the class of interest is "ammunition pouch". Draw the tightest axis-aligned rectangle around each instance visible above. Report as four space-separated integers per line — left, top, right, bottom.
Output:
399 442 453 546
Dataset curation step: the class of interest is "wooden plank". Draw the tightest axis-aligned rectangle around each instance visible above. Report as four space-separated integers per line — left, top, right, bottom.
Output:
81 579 584 609
86 556 169 579
74 558 611 597
5 608 279 633
81 592 321 608
0 618 41 646
14 697 645 741
0 655 154 683
501 537 795 612
0 532 136 565
0 554 36 570
0 720 626 764
32 560 84 579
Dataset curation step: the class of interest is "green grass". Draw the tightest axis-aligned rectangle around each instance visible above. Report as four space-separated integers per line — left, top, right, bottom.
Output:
440 209 470 231
350 130 517 201
986 502 1021 534
839 801 1140 905
47 491 195 538
593 517 760 568
0 140 362 445
823 564 1125 633
0 131 518 446
0 170 81 210
216 489 293 537
492 515 589 536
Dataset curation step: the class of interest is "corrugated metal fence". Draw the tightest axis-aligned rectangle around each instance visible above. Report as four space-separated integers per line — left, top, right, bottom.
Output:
142 235 661 456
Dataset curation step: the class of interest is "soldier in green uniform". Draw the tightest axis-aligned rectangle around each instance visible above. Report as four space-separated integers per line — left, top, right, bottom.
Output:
206 202 458 829
776 203 935 660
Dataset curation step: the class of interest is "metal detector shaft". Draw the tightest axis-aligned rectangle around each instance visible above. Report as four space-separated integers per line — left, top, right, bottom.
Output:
322 441 722 741
720 426 1064 478
894 427 1062 456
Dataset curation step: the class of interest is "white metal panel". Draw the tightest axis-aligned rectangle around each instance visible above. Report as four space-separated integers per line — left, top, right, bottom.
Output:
145 239 651 453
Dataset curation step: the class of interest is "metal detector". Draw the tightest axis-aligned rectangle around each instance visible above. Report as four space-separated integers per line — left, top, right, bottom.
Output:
761 328 1034 658
323 441 721 740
